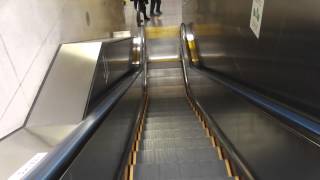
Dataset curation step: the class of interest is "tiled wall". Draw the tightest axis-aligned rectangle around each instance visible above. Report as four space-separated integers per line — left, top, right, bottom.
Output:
0 0 126 138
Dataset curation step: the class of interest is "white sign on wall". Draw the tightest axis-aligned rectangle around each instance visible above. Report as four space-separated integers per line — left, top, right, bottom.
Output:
250 0 265 38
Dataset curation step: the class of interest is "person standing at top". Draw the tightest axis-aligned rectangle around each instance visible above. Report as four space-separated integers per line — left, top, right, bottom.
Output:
133 0 150 21
150 0 162 16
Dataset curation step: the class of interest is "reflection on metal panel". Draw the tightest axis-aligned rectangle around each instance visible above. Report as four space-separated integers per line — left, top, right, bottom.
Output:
183 0 320 121
85 39 133 114
186 67 320 180
61 74 143 180
27 42 102 127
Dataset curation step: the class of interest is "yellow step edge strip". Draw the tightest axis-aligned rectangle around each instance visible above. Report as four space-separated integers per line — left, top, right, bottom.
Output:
145 26 179 39
129 165 134 180
224 159 233 177
127 95 149 180
148 58 181 63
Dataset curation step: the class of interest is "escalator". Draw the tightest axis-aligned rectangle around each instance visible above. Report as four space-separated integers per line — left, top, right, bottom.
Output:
22 24 320 180
132 62 229 179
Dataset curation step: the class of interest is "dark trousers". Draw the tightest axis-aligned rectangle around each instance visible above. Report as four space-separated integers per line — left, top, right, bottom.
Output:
150 0 161 13
134 0 148 18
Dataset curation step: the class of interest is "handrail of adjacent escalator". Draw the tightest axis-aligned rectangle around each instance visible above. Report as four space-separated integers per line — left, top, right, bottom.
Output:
180 23 256 180
180 23 320 145
24 39 145 180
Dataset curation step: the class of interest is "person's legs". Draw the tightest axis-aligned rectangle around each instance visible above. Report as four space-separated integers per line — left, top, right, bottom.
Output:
134 0 138 9
143 9 150 20
156 0 162 14
140 3 150 20
150 0 156 15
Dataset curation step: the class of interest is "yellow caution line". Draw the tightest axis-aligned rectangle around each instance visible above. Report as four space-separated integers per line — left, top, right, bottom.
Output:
148 58 180 63
146 26 179 39
145 24 221 39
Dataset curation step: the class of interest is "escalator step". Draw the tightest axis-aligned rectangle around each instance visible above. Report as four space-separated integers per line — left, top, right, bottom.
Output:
149 101 189 105
148 110 194 117
146 115 196 123
149 76 185 87
134 161 229 180
148 106 191 113
144 121 201 130
140 137 211 150
137 147 218 164
143 129 206 139
148 68 182 78
149 86 186 98
149 97 188 102
149 102 190 110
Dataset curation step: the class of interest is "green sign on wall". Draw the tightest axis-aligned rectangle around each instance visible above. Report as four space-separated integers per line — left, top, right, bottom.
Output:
250 0 264 38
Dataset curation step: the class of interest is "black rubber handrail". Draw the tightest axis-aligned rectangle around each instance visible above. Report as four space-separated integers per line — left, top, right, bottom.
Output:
180 23 256 180
24 35 145 180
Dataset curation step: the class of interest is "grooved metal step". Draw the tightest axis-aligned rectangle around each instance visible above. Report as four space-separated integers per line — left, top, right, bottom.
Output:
149 98 188 103
148 110 194 117
133 63 229 180
148 100 190 107
148 106 191 113
134 161 229 180
144 121 201 130
149 76 185 87
140 137 212 150
146 115 196 124
137 148 219 164
148 68 183 78
143 129 206 139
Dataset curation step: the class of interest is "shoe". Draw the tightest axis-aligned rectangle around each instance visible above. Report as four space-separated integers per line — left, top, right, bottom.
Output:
144 17 150 21
156 11 162 15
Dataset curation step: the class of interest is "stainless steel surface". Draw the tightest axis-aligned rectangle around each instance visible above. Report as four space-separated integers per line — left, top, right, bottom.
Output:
86 38 133 114
25 67 142 179
180 22 320 179
27 42 102 127
148 38 179 61
182 0 320 121
182 23 320 140
185 64 320 180
180 23 255 179
134 62 229 180
60 73 144 180
58 28 148 180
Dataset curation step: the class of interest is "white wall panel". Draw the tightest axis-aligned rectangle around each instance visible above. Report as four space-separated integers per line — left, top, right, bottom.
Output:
0 87 29 138
0 0 127 138
0 0 43 80
0 36 19 118
21 22 61 106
